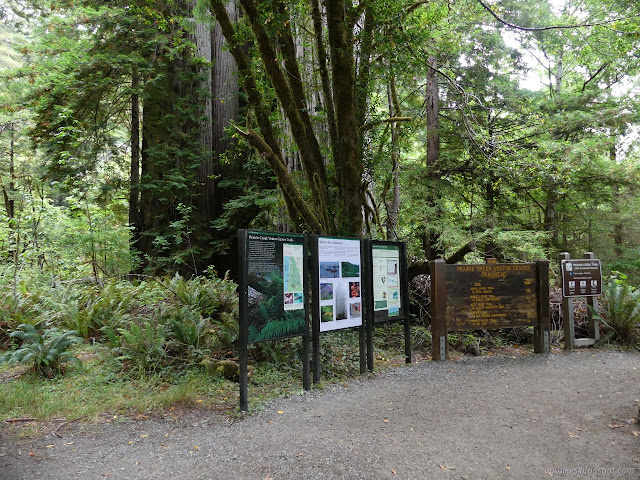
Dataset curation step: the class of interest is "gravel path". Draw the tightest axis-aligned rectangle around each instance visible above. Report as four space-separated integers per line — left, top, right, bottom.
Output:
1 350 639 480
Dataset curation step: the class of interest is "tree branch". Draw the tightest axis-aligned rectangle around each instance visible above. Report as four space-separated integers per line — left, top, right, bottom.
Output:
475 0 640 32
233 124 325 233
407 241 477 281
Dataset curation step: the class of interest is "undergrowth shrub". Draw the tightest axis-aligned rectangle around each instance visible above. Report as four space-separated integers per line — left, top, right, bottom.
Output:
1 324 82 378
106 319 168 374
592 272 640 346
0 273 239 375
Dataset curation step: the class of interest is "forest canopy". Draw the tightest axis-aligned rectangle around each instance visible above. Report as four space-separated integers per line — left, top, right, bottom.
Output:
0 0 639 282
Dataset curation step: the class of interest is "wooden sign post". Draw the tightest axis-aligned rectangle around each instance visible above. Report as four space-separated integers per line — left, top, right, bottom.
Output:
559 252 602 349
430 258 550 360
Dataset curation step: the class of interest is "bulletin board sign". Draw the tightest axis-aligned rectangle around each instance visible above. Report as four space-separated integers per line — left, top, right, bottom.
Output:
364 240 411 370
311 235 366 383
241 230 307 343
315 236 363 332
238 230 310 411
368 241 408 323
430 258 550 361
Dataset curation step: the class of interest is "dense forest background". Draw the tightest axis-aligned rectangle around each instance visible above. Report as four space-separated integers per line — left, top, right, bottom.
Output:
1 0 639 283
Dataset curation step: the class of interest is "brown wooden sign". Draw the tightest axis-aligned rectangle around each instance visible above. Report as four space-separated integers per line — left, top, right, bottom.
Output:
430 259 550 360
445 263 538 331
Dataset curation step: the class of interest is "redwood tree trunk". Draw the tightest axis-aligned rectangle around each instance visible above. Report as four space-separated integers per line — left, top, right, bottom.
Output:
425 54 444 260
129 73 141 260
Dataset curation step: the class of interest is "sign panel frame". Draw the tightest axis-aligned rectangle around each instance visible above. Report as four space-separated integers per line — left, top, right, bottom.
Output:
443 262 539 331
430 259 550 360
364 240 411 370
242 230 307 343
238 230 310 411
310 235 366 383
560 252 601 349
314 236 364 332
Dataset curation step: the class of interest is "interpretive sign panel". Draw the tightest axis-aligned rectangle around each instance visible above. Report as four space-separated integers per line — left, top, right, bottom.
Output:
561 259 602 297
238 229 310 411
244 231 306 343
372 244 402 317
444 263 538 331
316 236 363 332
364 240 411 371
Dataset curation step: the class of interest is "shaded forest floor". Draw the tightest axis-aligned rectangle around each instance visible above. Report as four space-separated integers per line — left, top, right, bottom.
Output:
1 349 639 480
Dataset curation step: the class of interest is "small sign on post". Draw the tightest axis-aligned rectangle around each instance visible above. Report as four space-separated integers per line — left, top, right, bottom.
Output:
561 258 602 297
560 252 602 349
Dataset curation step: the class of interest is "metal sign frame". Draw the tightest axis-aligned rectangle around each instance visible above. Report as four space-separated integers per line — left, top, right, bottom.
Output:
363 240 411 371
310 235 366 383
238 229 310 411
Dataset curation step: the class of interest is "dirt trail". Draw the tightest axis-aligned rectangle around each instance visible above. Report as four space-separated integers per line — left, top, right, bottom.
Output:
1 350 639 480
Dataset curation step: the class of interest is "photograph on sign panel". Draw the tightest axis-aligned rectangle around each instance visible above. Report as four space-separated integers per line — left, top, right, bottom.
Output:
317 237 363 331
247 235 305 343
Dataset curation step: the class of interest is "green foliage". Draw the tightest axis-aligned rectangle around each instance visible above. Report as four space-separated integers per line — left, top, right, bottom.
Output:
592 272 640 346
164 271 238 318
0 287 44 335
0 273 239 375
1 324 82 378
110 320 168 374
249 312 306 344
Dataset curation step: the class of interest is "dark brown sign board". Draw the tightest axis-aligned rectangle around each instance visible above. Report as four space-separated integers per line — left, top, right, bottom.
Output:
560 252 601 350
561 259 602 297
430 259 550 360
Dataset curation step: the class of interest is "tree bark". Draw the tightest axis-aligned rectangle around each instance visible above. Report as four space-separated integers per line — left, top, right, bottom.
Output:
194 6 216 222
129 72 141 259
327 0 364 236
2 125 15 222
210 0 367 237
385 66 401 240
611 145 623 258
424 54 444 260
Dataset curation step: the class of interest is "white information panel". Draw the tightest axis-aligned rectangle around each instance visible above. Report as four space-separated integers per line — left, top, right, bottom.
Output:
317 237 363 332
283 243 305 311
372 244 401 316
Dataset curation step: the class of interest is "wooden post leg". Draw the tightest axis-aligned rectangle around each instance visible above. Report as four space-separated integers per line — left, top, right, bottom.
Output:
559 252 575 349
430 259 447 361
534 259 550 353
584 252 599 341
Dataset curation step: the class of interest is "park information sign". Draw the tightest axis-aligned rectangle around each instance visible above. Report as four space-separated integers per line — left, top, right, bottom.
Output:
371 244 402 317
316 236 363 332
561 258 602 297
430 259 550 360
364 240 411 370
244 231 307 343
238 230 310 411
444 263 538 331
